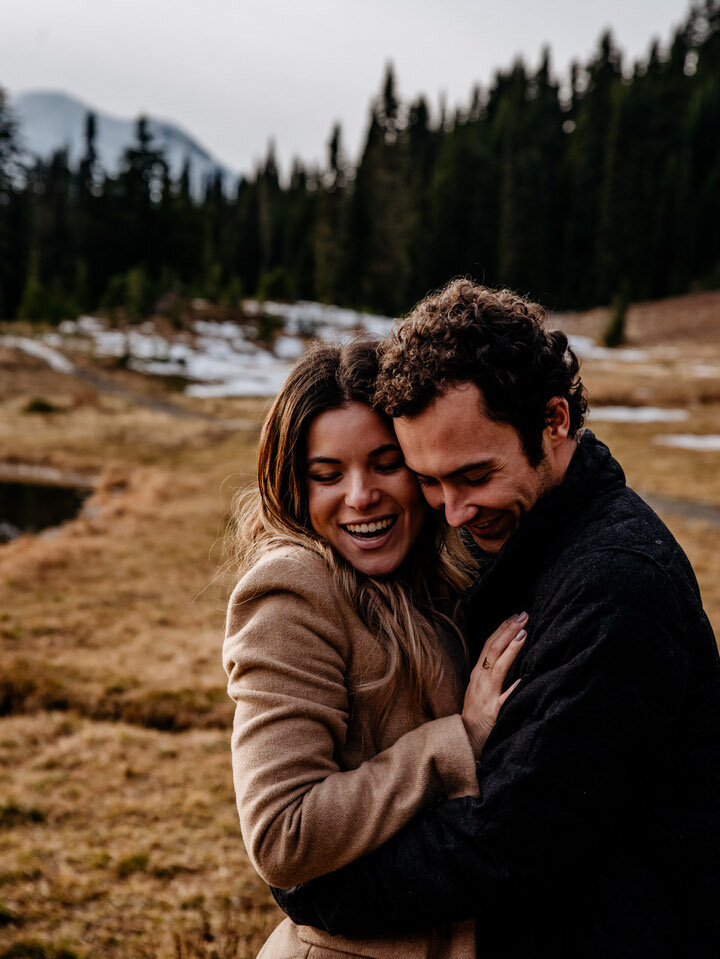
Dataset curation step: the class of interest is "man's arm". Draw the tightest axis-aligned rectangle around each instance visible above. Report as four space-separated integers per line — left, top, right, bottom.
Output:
272 551 691 936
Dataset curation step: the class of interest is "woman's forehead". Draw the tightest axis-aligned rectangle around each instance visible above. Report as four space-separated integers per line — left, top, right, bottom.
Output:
307 403 397 459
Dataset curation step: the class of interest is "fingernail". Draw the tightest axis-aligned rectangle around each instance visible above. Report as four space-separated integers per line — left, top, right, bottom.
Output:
511 612 528 623
514 629 526 642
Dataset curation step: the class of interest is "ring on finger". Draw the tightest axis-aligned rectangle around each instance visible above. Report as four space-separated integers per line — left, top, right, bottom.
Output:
481 657 492 669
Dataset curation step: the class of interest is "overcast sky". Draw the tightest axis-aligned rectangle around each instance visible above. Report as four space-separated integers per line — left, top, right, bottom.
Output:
2 0 693 175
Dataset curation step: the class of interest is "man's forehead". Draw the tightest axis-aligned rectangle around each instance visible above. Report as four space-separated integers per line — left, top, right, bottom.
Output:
394 423 503 478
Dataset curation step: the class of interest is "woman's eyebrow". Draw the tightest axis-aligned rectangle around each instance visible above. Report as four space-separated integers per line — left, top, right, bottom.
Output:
307 456 341 466
307 445 400 466
369 444 401 456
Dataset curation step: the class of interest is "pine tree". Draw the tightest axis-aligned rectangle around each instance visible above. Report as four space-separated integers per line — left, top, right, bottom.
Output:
405 97 438 302
562 31 623 305
257 141 282 287
116 116 168 282
279 160 315 300
314 123 347 303
676 0 720 288
165 158 202 289
233 175 262 297
430 103 499 290
74 111 99 308
494 60 531 291
0 87 23 319
353 64 411 313
19 150 77 322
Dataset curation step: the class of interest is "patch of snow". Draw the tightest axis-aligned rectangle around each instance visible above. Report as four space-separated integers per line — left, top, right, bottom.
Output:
0 520 21 544
77 315 104 333
186 364 292 398
37 313 294 396
246 300 395 340
588 406 689 424
273 336 305 360
314 325 367 346
653 434 720 452
691 364 720 378
193 319 245 341
0 461 95 487
8 301 400 400
568 334 649 363
0 335 75 374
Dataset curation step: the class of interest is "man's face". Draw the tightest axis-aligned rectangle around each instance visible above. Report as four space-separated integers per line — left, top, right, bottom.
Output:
393 382 558 555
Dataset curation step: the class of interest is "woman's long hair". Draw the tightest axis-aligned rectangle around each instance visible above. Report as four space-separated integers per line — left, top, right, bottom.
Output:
231 340 475 717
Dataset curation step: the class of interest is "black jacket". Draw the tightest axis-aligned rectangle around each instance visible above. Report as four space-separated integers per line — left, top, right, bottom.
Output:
273 433 720 957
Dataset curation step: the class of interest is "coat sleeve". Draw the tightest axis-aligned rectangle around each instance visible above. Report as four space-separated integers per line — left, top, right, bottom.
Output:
271 549 692 934
223 550 479 889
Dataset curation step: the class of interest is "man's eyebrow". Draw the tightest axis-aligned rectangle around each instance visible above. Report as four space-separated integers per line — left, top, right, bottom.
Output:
448 459 495 477
409 459 495 479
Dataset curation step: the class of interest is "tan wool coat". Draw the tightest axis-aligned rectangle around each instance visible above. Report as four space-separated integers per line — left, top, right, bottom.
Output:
223 545 479 959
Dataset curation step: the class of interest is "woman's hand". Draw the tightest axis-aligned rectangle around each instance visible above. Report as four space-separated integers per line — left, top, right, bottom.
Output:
461 612 527 759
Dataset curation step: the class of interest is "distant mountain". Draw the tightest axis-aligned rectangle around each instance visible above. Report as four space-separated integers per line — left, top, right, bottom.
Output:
10 90 237 196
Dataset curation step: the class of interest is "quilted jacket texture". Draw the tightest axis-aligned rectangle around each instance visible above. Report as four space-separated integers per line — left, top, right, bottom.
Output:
273 431 720 958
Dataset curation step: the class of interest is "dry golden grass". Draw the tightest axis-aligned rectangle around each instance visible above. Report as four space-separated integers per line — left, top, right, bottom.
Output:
0 375 284 957
0 407 258 730
554 289 720 346
0 713 280 958
588 407 720 507
0 307 718 957
662 518 720 628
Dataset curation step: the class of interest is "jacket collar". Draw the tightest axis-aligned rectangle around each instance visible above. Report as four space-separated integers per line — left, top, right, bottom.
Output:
462 430 626 609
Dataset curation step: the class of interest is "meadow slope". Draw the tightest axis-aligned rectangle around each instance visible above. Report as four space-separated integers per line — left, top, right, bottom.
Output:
1 295 719 957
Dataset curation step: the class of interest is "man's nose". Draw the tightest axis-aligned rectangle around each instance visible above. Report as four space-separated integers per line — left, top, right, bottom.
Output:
344 472 381 511
443 489 477 528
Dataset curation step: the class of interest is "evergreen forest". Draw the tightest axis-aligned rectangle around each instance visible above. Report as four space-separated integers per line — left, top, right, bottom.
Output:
1 0 719 323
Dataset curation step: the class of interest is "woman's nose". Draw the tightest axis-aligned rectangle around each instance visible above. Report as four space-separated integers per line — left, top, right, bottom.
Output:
344 473 380 510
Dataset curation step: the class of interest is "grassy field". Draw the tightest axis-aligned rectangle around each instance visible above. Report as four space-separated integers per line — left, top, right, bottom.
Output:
1 295 719 957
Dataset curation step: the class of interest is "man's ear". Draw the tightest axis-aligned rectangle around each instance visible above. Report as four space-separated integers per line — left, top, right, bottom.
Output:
544 397 571 448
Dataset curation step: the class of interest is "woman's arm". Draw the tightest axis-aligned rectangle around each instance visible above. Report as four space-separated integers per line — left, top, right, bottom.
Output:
223 550 481 889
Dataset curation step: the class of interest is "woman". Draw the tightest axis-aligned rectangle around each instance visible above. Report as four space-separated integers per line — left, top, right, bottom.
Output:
223 341 526 959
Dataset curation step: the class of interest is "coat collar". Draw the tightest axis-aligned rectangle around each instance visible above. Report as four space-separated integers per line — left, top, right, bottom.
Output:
462 430 626 611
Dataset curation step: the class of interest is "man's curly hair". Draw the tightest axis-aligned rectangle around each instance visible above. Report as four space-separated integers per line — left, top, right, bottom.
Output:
375 279 588 466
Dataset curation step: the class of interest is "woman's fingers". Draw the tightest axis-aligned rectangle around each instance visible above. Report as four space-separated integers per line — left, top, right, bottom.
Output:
490 628 526 690
478 612 528 665
461 615 528 758
498 677 521 707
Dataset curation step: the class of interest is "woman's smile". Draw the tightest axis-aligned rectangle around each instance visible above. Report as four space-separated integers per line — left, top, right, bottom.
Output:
340 513 398 547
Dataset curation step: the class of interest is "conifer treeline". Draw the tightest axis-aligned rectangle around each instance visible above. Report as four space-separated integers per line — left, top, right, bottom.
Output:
1 0 719 322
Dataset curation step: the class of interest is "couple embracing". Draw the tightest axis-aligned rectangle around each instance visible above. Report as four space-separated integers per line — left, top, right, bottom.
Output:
223 280 720 958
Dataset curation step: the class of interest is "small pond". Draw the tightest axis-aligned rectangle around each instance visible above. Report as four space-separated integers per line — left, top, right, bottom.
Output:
0 479 93 543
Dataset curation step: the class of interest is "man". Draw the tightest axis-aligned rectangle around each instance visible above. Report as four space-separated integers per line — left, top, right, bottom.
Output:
273 280 720 957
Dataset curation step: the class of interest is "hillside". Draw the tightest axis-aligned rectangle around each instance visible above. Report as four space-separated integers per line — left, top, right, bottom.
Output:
11 90 236 196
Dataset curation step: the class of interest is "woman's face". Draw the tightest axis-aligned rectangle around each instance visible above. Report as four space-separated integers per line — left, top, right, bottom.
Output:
305 402 426 577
